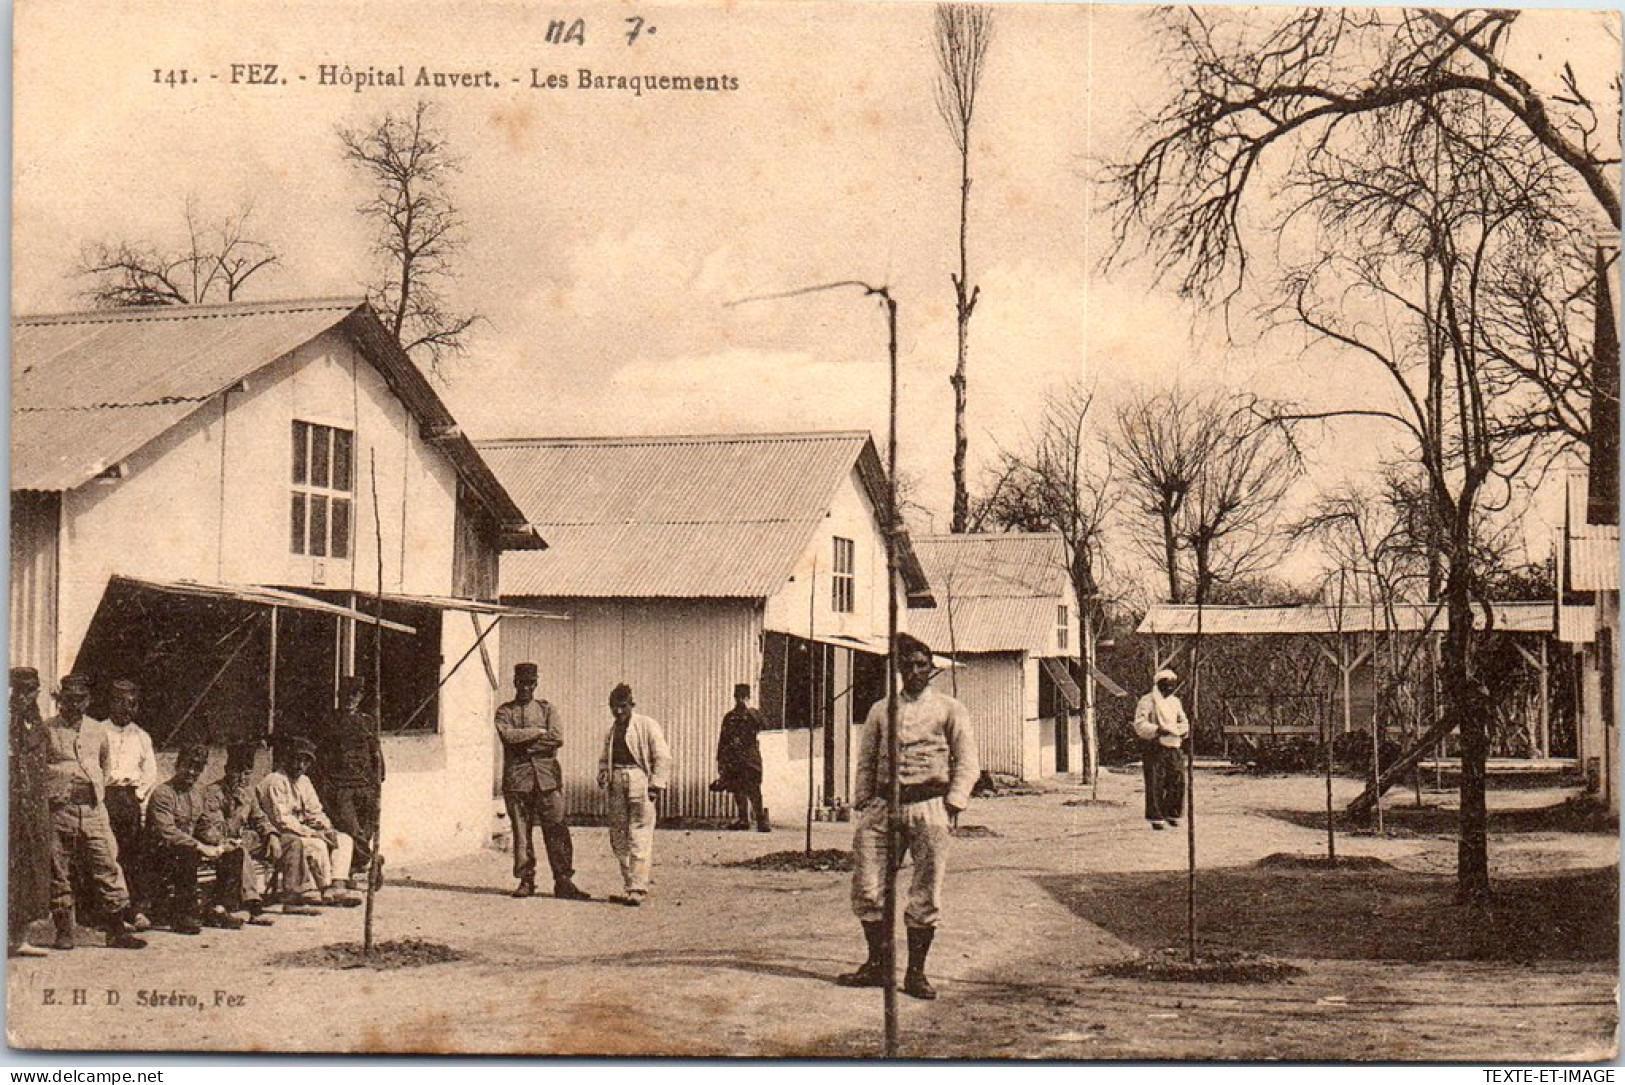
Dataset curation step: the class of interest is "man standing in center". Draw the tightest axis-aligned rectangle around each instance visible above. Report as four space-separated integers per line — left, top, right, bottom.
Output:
496 662 589 901
1132 669 1190 830
837 633 978 1001
597 683 671 907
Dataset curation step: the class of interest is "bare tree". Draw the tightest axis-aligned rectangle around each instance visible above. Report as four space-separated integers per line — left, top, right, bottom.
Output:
973 385 1117 783
78 197 278 307
935 3 994 534
1107 8 1620 305
339 100 477 374
1112 388 1298 607
1269 100 1571 900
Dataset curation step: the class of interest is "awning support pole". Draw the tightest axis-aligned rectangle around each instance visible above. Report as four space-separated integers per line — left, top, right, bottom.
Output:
267 607 279 736
394 614 505 732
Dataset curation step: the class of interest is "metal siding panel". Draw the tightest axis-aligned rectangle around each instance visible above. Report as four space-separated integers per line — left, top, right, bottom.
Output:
8 493 59 679
501 599 762 821
950 654 1024 778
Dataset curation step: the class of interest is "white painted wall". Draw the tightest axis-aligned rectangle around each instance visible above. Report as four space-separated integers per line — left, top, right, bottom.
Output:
764 466 900 642
380 612 501 866
57 329 460 678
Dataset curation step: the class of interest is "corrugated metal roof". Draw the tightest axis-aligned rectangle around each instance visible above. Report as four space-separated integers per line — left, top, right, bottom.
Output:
12 299 359 491
910 533 1067 653
481 432 930 599
912 533 1065 597
1137 601 1555 636
10 298 539 545
1569 527 1620 593
912 596 1055 654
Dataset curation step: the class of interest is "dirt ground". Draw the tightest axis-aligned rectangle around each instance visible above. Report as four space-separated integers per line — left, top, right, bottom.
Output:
7 767 1618 1060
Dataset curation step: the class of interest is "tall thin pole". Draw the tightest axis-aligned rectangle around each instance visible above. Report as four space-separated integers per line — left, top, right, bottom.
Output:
807 556 818 855
1186 597 1202 965
881 290 901 1058
364 450 384 959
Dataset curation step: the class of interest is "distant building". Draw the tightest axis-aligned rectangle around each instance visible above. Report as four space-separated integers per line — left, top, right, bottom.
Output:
477 431 935 821
909 533 1088 780
9 297 543 865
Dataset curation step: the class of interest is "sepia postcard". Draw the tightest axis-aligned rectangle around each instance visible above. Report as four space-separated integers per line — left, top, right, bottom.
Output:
6 0 1621 1060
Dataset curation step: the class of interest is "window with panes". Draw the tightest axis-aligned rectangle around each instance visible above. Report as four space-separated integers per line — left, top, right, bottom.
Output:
832 537 856 613
291 421 354 559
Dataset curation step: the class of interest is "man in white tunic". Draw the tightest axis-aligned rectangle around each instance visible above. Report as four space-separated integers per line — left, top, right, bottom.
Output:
837 633 978 1001
255 736 360 908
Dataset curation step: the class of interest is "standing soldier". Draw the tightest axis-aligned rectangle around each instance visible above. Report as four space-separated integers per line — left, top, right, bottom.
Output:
716 683 769 832
317 676 385 891
837 633 977 1000
9 668 52 956
44 675 147 950
102 677 157 930
597 684 672 907
496 663 589 900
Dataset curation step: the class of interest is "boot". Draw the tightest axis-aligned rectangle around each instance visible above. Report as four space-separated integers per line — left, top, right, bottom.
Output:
52 908 75 952
512 877 536 898
553 878 592 901
902 926 937 1000
756 806 772 833
104 918 147 950
835 921 888 987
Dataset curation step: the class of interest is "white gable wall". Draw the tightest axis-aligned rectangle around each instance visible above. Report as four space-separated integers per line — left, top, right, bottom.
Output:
53 327 494 869
57 329 460 677
763 465 898 641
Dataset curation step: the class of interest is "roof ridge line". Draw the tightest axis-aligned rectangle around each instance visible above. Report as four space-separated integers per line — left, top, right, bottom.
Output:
15 296 365 327
475 430 871 447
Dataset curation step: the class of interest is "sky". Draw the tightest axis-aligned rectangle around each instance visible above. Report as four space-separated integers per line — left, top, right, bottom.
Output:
12 0 1620 589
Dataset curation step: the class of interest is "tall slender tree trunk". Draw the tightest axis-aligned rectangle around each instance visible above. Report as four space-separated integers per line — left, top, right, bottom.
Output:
950 143 973 533
1446 540 1490 904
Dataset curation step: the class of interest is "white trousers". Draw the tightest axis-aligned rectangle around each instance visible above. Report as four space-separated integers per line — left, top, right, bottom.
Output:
607 767 657 894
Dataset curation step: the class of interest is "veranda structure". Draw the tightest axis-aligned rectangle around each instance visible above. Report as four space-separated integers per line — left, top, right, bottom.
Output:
1136 601 1560 758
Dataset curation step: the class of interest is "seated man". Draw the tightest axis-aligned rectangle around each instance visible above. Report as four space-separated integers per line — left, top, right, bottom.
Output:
198 742 279 924
253 736 360 909
144 744 241 934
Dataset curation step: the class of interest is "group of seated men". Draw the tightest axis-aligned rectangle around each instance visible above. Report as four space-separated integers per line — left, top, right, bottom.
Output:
146 735 366 935
23 670 373 952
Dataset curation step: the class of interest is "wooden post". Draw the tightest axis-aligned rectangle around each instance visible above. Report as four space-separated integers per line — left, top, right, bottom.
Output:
807 558 818 855
1539 638 1550 760
881 290 900 1058
267 607 279 736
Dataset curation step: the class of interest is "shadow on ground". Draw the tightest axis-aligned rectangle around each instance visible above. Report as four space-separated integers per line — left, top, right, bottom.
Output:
1034 864 1619 964
1259 794 1618 836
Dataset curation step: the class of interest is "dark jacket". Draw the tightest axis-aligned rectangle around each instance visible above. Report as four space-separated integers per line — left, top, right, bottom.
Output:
716 705 764 788
497 699 564 793
319 709 385 792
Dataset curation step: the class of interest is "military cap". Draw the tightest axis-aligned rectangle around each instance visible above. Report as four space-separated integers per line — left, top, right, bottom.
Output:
177 744 212 768
609 683 635 707
225 742 261 772
514 662 539 682
338 675 367 699
56 674 91 697
111 678 140 693
10 667 39 690
733 683 751 698
895 632 933 660
280 735 318 759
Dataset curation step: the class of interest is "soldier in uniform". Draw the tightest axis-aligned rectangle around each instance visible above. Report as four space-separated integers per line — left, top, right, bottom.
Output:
9 668 52 956
837 633 978 1000
43 675 147 950
316 676 385 891
497 662 589 900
